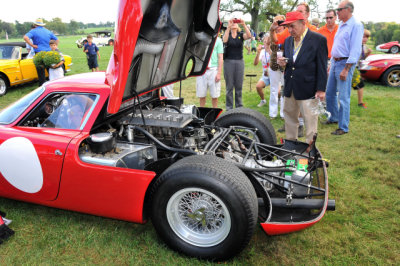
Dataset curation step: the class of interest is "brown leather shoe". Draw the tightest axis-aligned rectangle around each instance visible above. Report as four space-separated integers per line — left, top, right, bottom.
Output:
331 129 348 135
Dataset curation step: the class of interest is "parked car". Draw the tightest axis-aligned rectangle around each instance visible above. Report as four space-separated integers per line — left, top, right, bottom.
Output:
0 42 72 95
376 41 400 54
360 54 400 87
76 31 114 48
0 0 334 260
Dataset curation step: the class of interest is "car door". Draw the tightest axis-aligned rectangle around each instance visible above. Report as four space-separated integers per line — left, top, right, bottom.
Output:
0 92 97 202
0 46 23 86
0 127 77 202
19 56 38 82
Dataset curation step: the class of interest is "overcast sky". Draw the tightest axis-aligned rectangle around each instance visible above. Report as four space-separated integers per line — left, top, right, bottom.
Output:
1 0 399 24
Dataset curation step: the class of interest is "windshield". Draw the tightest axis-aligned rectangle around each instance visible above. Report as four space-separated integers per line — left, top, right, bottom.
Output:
0 46 20 60
0 87 45 124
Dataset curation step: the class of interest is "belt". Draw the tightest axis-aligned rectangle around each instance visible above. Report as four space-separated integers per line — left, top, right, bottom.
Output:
333 57 348 61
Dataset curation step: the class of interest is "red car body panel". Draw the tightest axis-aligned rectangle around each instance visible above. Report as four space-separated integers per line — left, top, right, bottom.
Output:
261 162 329 235
360 54 400 81
106 0 143 114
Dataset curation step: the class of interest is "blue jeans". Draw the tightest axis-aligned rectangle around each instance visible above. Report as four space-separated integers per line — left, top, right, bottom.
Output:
326 60 356 132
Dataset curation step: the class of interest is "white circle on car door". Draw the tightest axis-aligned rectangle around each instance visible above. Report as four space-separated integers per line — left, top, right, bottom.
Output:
0 137 43 193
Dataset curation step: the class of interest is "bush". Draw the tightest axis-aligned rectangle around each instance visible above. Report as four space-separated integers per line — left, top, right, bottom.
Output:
33 51 47 67
43 51 61 67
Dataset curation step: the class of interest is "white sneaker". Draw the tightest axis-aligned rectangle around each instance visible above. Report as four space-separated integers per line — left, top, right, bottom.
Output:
257 99 267 107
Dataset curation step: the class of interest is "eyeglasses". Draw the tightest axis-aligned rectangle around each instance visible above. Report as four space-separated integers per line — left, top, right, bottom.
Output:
336 7 348 12
325 16 335 20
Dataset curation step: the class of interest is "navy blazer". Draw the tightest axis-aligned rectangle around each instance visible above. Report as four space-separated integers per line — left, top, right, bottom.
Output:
283 29 328 100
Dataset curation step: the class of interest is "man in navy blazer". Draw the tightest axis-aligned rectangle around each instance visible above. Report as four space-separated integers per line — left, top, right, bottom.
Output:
277 11 327 143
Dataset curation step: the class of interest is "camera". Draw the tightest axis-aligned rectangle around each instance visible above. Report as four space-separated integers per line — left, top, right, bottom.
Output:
277 20 285 26
233 18 241 23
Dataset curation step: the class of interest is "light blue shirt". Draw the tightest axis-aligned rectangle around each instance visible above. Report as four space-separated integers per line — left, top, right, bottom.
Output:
331 16 364 64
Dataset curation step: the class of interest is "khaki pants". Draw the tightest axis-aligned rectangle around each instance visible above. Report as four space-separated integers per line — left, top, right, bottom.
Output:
283 92 318 143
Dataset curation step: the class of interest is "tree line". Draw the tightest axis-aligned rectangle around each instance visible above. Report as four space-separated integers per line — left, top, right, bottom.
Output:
0 18 115 39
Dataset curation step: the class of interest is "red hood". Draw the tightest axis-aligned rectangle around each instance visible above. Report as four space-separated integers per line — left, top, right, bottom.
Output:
106 0 221 113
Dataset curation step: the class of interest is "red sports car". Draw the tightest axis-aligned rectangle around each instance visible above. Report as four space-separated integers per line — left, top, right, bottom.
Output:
0 0 334 260
376 41 400 54
360 54 400 87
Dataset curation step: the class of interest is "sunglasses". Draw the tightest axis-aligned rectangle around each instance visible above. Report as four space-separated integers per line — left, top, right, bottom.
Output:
325 16 335 20
336 7 348 12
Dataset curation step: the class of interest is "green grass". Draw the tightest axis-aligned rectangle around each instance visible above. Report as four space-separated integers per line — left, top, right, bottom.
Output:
0 36 399 265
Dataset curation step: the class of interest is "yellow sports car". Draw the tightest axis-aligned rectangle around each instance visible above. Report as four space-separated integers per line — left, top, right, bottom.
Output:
0 42 72 96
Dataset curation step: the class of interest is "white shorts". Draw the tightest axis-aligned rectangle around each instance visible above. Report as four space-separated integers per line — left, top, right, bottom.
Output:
196 68 221 98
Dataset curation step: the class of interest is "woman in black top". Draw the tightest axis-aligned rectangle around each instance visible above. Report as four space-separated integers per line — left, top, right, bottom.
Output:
222 18 252 110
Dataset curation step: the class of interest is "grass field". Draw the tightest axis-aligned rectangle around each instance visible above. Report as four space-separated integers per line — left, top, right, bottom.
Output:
0 35 399 265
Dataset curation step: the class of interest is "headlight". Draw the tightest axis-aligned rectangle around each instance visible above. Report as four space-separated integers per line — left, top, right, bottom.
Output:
360 64 381 71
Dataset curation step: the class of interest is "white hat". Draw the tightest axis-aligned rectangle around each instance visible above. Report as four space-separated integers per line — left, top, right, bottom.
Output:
34 18 46 26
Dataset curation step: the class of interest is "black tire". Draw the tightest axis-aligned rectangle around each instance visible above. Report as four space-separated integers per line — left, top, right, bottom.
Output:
215 107 277 145
0 74 9 96
389 45 399 54
150 155 258 261
381 66 400 87
108 39 114 46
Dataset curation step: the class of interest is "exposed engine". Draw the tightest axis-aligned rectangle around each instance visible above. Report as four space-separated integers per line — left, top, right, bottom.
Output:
78 102 314 202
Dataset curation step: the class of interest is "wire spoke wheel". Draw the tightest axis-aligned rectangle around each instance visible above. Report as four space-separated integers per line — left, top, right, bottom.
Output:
167 187 231 247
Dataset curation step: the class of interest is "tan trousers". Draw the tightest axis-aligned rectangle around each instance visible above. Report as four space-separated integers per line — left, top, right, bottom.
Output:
283 92 318 143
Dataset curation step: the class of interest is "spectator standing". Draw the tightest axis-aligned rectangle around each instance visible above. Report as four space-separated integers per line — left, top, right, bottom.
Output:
352 29 372 108
271 4 315 136
269 15 286 120
244 38 251 55
83 35 100 72
270 2 318 46
325 0 364 135
223 18 252 110
48 40 64 81
253 34 271 109
196 37 223 108
277 11 328 143
251 37 257 54
23 18 58 86
312 18 320 29
318 9 338 60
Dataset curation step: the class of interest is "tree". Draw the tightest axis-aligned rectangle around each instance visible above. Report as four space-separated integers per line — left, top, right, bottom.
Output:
15 21 33 37
47 18 67 35
68 20 80 35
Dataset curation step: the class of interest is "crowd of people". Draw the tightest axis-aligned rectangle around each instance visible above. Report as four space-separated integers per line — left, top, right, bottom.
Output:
197 0 367 142
23 18 100 85
23 0 368 141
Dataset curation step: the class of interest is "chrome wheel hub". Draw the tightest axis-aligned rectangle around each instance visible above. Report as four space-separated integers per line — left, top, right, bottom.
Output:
167 187 231 247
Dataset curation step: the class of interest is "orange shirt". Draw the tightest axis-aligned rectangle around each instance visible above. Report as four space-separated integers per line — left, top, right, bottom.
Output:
275 22 318 45
317 24 338 58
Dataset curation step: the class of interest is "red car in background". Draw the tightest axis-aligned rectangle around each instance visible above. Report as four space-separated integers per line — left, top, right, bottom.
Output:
376 41 400 54
360 54 400 87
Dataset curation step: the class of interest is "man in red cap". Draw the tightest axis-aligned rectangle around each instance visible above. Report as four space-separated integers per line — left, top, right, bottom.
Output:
276 11 328 143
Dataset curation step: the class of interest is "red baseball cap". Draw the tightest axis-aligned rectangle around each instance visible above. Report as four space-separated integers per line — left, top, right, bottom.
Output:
281 11 305 25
